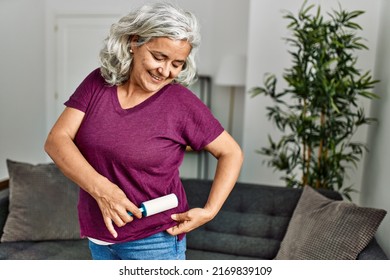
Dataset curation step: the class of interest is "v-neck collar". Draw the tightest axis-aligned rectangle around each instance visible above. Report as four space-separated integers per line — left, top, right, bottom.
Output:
111 84 170 115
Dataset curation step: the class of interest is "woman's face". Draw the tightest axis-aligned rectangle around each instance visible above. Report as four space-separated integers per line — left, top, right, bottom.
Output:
130 37 191 94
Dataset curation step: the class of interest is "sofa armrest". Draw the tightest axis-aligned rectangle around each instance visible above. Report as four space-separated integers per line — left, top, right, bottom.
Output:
357 238 388 260
0 188 10 234
0 179 9 191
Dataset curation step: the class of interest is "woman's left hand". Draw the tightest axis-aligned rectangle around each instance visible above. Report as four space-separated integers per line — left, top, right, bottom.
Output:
166 208 214 236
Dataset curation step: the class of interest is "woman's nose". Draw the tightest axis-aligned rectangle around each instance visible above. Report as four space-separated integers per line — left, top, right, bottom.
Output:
158 64 170 78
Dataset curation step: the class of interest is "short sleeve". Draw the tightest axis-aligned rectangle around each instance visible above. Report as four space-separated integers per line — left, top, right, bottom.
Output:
64 68 102 112
181 94 224 151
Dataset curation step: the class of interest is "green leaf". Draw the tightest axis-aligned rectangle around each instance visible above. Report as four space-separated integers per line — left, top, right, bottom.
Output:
249 87 267 97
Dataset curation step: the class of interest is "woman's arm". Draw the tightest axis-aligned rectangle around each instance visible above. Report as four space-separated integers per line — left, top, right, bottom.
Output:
166 130 244 235
44 107 142 238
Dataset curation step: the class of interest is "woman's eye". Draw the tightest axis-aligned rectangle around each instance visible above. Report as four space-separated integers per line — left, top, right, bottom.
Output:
173 62 185 68
152 54 164 61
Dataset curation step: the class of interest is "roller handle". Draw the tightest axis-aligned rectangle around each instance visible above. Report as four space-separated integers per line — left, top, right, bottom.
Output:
128 194 178 217
128 205 146 216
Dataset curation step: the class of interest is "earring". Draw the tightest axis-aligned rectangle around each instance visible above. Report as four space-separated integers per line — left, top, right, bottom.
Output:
130 49 134 54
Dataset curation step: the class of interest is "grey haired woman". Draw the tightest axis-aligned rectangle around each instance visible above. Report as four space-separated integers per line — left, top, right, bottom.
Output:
45 2 243 260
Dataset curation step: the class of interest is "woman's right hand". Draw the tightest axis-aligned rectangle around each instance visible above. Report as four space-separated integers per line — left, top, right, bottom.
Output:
91 178 142 238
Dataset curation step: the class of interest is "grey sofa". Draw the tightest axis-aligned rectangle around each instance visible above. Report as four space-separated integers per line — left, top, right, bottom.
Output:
0 178 387 260
184 179 388 260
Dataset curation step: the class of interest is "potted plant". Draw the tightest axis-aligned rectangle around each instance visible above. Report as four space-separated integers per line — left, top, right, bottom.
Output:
250 1 379 200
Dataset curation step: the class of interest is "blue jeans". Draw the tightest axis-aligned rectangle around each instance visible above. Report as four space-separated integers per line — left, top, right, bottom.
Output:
88 232 186 260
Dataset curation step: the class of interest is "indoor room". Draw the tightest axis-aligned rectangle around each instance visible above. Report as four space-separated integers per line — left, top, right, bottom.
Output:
0 0 389 270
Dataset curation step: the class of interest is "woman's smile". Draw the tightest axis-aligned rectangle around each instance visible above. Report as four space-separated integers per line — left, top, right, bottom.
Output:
148 70 164 82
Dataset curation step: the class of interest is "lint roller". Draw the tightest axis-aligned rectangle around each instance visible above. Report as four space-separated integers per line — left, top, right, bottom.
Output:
128 193 178 217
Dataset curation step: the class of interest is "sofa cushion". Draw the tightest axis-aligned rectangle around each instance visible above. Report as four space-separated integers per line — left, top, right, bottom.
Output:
186 249 257 260
275 186 387 260
1 160 80 242
0 239 91 260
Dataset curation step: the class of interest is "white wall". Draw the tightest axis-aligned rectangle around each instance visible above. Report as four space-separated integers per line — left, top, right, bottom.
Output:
0 0 47 179
362 0 390 258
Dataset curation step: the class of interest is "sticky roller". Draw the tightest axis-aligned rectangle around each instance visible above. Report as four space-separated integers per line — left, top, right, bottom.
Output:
128 193 178 217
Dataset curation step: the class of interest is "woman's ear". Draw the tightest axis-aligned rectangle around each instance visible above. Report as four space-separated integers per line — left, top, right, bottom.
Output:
130 35 139 50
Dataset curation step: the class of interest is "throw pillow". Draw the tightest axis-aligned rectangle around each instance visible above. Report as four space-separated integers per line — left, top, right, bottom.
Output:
275 186 387 260
1 159 80 242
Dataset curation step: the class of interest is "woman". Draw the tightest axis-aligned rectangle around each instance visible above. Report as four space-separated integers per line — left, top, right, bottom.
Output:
44 2 243 260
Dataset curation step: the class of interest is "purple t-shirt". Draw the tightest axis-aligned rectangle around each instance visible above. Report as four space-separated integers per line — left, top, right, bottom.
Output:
64 68 224 243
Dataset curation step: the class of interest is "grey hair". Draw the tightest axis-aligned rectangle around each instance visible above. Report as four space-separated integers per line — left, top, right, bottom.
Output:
99 2 201 86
